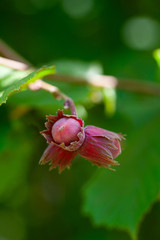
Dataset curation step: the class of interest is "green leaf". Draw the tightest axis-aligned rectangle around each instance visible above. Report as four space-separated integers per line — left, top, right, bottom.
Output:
0 65 55 106
153 49 160 68
83 113 160 239
102 88 117 117
7 60 98 110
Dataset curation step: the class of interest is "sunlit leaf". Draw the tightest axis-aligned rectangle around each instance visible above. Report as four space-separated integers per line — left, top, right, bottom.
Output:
102 88 116 117
153 49 160 68
0 65 55 105
7 60 97 110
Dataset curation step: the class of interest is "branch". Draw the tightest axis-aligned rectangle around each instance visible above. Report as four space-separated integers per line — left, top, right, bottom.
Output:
0 42 77 115
29 80 77 115
1 50 160 97
0 56 29 70
0 39 31 65
47 74 117 88
48 74 160 96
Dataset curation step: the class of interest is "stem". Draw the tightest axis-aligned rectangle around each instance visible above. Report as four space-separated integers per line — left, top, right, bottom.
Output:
0 56 29 70
48 74 160 96
29 80 77 115
0 41 78 115
1 45 160 97
63 98 77 116
0 39 31 65
0 37 78 115
47 74 117 88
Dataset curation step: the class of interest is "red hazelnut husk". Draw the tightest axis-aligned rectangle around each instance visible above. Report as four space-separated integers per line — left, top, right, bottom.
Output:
40 110 124 173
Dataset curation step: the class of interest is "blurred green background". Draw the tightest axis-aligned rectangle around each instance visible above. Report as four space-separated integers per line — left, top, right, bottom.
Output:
1 0 160 239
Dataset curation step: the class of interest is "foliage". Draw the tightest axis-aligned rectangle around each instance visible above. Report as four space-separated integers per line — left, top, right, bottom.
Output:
1 1 160 240
7 61 94 112
0 65 55 105
83 112 160 239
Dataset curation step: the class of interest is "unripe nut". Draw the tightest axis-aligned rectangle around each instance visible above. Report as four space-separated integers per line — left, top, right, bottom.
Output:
51 117 81 145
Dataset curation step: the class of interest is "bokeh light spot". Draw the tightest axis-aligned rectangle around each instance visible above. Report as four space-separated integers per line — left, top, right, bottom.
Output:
122 17 160 50
62 0 94 19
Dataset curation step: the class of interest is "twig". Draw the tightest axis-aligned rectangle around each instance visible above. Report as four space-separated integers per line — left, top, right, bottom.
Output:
1 47 160 97
0 43 77 115
0 39 31 65
0 56 29 70
29 80 77 115
47 74 118 88
48 74 160 96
